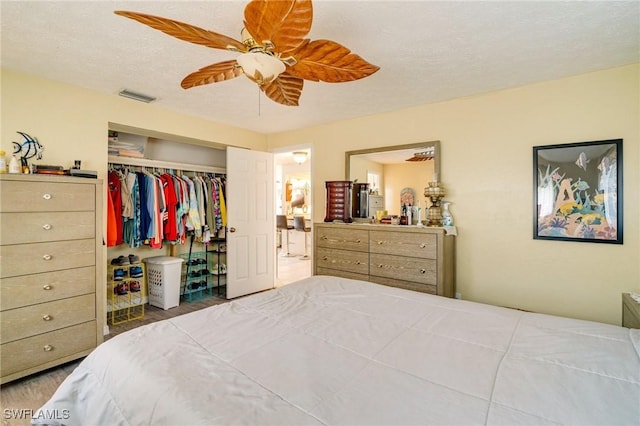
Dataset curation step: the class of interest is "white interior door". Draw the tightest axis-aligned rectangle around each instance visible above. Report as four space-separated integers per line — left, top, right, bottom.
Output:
226 146 274 298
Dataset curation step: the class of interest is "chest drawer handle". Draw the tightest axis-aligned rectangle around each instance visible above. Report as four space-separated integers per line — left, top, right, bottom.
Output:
42 314 52 321
42 254 52 261
321 236 328 240
377 241 384 245
354 261 360 265
419 243 426 248
377 264 383 268
420 269 426 274
43 344 53 352
43 284 53 290
42 223 52 230
42 193 52 200
355 239 361 243
322 256 328 261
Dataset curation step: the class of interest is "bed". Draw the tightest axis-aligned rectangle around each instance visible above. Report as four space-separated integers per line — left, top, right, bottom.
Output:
33 275 639 425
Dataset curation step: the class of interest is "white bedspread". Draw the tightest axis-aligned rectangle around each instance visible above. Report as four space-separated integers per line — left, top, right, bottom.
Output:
34 276 640 425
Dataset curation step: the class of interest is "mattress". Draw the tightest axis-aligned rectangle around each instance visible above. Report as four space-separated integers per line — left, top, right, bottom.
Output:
33 275 640 425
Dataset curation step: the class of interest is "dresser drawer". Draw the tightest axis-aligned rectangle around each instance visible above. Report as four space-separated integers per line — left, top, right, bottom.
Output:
0 239 95 278
0 267 95 311
0 180 95 212
369 196 384 208
369 275 437 295
316 227 369 251
0 321 96 378
316 267 369 282
370 253 437 285
0 294 95 344
370 231 437 259
0 212 95 245
316 247 369 275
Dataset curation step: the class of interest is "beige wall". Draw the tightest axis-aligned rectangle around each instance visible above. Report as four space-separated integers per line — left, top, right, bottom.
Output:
267 64 639 325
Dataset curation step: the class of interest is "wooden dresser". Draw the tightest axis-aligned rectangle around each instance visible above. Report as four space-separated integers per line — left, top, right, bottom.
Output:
0 174 103 384
314 223 455 297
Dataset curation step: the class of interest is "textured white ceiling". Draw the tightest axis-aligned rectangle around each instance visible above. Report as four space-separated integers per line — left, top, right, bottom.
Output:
1 1 638 135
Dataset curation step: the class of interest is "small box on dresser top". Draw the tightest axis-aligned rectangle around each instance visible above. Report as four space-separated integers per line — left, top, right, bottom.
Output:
0 174 104 384
314 223 455 297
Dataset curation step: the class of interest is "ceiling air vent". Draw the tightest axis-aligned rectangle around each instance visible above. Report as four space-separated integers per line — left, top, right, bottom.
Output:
118 89 156 103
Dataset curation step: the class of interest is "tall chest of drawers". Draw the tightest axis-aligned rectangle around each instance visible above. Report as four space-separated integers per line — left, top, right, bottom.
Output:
314 223 455 297
0 175 103 384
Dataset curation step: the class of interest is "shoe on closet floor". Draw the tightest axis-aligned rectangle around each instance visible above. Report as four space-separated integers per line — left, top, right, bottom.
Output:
128 254 140 264
114 282 128 295
110 256 128 266
113 269 126 281
130 266 143 278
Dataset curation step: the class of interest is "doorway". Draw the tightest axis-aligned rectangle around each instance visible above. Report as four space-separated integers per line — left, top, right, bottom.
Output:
273 146 312 286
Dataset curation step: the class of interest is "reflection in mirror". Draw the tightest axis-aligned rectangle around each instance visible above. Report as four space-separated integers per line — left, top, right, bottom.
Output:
345 141 440 217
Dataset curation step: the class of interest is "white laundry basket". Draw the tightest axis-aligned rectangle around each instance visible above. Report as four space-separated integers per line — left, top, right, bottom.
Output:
144 256 184 310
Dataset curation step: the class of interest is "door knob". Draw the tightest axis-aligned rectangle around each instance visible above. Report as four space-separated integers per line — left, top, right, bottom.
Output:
229 227 236 233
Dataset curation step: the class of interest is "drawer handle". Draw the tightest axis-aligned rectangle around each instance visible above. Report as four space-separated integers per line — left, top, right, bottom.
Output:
420 269 426 274
43 344 53 352
42 223 52 230
419 243 426 248
377 241 383 245
377 264 383 268
322 256 328 261
321 236 328 240
355 239 361 243
42 193 52 200
43 314 52 321
42 254 52 261
355 261 360 265
43 284 53 290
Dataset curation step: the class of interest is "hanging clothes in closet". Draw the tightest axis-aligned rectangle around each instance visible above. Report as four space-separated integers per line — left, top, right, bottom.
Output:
107 165 226 249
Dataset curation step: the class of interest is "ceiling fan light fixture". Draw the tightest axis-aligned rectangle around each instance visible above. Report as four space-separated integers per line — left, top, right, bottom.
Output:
237 52 285 86
293 151 308 165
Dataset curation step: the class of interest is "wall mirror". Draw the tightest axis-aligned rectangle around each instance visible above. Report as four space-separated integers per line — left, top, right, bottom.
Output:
345 141 440 216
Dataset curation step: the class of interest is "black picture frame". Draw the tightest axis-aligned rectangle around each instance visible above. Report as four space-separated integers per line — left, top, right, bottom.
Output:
533 139 623 244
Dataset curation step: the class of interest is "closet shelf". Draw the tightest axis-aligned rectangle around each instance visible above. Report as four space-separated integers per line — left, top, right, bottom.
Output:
108 155 225 174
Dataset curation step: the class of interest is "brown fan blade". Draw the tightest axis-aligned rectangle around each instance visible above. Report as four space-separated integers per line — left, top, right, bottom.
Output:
181 60 244 89
114 11 246 51
287 39 380 82
243 0 311 54
261 73 304 106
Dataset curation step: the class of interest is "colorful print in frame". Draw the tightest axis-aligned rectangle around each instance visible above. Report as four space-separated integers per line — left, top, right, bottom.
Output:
533 139 622 244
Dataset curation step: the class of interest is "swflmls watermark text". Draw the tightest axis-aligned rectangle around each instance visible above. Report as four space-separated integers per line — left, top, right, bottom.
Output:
3 408 70 421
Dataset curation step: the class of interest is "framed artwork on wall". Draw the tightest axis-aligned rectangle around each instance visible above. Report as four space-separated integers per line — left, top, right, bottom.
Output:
533 139 623 244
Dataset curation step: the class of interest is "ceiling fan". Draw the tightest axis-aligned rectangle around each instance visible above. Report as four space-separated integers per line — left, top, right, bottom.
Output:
115 0 380 106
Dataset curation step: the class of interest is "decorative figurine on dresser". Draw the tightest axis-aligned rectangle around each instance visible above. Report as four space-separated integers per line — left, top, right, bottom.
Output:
0 174 104 384
324 180 353 222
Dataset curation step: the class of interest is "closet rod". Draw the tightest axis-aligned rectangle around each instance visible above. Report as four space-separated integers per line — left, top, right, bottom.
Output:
108 155 225 174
